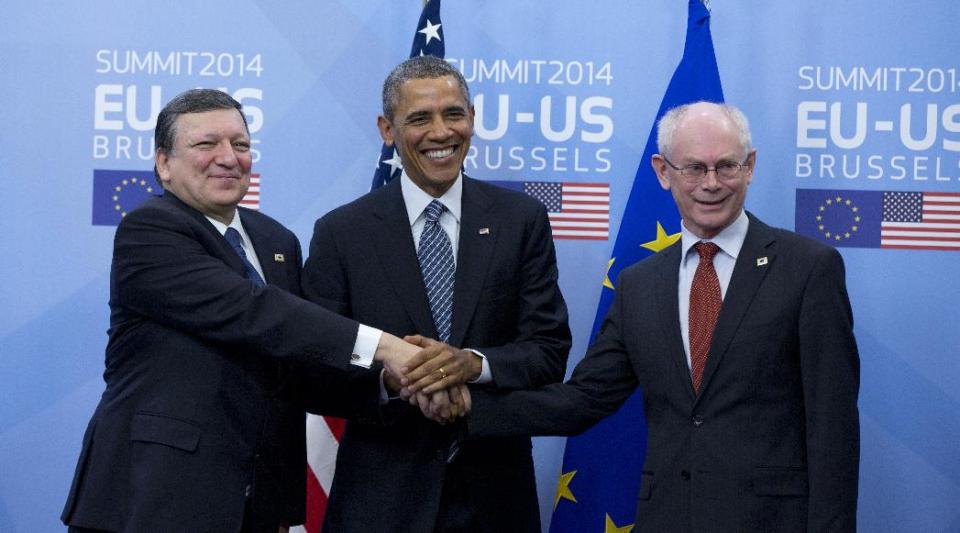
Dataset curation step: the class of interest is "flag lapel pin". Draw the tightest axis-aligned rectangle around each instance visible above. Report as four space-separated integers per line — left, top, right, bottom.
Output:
274 253 285 262
756 257 768 267
479 228 490 235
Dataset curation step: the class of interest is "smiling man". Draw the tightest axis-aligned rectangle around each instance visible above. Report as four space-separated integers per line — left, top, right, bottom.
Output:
302 56 571 532
61 89 432 533
461 102 861 532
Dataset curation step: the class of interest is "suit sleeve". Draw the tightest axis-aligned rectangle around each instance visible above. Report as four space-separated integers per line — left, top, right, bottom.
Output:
113 203 359 370
298 215 385 421
468 272 638 438
473 201 572 389
797 247 860 531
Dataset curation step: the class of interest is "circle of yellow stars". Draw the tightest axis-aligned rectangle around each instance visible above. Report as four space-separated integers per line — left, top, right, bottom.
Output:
815 195 860 242
113 177 155 218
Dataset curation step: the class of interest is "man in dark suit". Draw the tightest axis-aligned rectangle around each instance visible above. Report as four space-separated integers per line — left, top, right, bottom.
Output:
61 89 441 533
446 102 860 532
302 56 571 532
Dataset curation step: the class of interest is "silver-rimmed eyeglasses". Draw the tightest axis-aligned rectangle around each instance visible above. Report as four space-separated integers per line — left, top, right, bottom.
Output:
662 156 750 182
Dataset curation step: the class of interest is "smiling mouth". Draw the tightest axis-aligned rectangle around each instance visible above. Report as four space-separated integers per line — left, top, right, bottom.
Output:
423 147 456 160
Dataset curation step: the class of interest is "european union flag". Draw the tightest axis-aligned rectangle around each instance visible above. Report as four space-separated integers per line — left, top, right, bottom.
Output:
370 0 445 190
795 188 882 248
550 1 724 531
91 169 161 226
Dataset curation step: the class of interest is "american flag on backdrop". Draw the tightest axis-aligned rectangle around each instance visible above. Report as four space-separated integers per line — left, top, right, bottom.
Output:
490 181 610 240
369 0 445 190
298 2 447 532
795 189 960 251
239 173 261 210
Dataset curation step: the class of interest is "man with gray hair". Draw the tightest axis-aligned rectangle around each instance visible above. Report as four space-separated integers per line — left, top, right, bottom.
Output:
453 101 861 532
61 88 441 532
303 55 571 532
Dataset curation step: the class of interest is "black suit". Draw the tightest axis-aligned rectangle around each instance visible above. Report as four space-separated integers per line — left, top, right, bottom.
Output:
302 176 571 532
468 213 860 532
62 192 368 532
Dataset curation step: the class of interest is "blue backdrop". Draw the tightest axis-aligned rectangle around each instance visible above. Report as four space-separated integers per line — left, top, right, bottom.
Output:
1 1 958 531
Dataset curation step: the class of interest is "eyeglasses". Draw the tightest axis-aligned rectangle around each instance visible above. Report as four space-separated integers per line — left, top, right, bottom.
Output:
662 156 750 182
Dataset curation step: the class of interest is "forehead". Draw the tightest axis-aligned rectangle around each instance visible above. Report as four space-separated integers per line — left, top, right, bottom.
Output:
174 109 248 141
395 76 468 112
671 110 743 159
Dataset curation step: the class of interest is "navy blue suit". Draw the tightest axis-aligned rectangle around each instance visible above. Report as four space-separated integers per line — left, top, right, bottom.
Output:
303 177 571 533
62 192 367 532
468 214 860 532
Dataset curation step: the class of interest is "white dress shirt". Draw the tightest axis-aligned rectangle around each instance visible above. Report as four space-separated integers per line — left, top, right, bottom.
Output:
677 210 749 369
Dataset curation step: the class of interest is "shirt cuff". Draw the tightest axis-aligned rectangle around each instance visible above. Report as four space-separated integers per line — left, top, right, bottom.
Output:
464 348 492 384
351 324 381 368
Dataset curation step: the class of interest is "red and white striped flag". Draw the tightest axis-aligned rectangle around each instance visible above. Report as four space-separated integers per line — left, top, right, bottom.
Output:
240 173 260 209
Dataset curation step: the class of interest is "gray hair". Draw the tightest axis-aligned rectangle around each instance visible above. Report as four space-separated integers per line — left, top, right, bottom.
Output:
153 89 248 183
656 101 752 158
382 55 470 120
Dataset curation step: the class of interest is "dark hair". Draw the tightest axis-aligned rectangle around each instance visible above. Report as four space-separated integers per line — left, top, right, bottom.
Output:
153 89 248 182
382 55 470 120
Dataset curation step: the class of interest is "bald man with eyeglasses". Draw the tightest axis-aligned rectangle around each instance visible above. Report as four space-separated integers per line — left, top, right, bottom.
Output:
452 101 861 533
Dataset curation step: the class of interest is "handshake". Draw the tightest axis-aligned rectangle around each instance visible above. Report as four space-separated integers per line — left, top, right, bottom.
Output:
375 333 478 425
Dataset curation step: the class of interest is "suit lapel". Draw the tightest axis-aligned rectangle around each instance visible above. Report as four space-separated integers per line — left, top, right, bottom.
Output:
162 192 249 278
654 243 698 402
697 213 776 398
371 181 438 338
449 177 498 348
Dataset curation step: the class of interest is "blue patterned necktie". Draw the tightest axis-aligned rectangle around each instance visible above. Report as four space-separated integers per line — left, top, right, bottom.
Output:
417 200 455 343
224 227 265 287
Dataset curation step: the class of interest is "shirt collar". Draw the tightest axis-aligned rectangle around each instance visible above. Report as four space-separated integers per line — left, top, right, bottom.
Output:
680 209 749 263
400 171 463 226
205 210 246 237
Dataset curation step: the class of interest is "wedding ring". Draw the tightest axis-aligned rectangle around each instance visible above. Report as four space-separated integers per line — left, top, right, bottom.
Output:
438 367 447 380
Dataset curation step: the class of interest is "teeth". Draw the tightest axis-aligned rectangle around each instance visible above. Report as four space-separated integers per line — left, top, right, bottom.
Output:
425 147 455 159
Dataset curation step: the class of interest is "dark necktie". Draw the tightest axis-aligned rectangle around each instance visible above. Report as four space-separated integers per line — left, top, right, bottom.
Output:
689 242 721 393
417 200 455 343
224 227 265 287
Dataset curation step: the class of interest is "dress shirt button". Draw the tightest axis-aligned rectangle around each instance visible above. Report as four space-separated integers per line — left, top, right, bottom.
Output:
244 484 252 498
680 470 691 480
692 415 704 427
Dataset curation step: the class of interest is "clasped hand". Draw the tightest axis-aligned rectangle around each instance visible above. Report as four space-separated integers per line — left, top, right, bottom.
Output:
380 335 476 424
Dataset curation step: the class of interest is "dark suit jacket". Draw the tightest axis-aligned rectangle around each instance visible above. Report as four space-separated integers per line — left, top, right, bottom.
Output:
468 213 860 533
302 176 571 532
61 192 369 533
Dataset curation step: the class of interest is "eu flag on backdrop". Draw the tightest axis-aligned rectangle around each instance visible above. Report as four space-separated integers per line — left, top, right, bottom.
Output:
370 0 445 190
549 1 724 531
91 169 161 226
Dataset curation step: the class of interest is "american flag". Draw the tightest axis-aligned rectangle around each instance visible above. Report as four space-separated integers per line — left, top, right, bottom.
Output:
491 181 611 240
881 191 960 250
369 0 445 190
239 173 260 210
297 3 447 532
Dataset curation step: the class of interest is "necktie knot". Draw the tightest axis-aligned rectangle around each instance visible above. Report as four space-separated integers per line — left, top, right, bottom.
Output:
424 200 445 224
224 227 244 250
694 241 720 262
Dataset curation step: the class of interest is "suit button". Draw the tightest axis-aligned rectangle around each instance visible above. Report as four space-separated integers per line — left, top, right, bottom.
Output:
692 415 704 427
680 470 690 480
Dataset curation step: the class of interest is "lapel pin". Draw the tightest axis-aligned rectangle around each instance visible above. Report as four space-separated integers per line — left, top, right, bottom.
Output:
756 256 768 266
274 253 285 263
479 227 490 235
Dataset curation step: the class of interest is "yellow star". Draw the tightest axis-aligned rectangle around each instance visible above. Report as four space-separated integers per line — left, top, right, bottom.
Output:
554 470 577 509
604 514 635 533
603 258 616 290
640 221 681 253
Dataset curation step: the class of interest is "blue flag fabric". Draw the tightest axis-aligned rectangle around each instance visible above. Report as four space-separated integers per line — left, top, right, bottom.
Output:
370 0 445 190
549 1 724 531
91 169 162 226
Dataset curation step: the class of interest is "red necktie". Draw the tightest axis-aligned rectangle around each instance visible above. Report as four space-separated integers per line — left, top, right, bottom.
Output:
689 242 721 393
